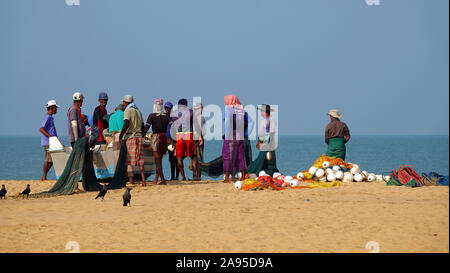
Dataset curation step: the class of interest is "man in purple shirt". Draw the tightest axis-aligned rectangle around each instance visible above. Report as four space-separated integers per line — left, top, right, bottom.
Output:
40 100 59 181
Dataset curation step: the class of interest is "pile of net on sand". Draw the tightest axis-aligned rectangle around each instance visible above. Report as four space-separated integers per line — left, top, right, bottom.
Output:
299 154 388 183
31 136 102 198
234 154 384 191
234 177 342 191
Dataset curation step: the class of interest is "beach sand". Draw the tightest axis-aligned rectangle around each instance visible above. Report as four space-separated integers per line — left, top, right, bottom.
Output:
0 179 448 253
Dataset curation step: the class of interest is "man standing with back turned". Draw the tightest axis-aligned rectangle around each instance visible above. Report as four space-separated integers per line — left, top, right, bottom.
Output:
119 95 146 186
325 109 351 161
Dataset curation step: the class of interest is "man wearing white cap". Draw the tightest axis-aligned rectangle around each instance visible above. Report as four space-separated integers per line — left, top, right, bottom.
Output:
118 95 146 186
325 109 351 160
67 92 88 147
40 100 59 180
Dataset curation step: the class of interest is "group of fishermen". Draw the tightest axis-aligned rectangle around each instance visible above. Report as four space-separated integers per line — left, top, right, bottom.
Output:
40 92 351 186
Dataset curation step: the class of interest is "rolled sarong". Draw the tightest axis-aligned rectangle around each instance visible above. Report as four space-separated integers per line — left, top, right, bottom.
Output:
43 145 52 163
151 132 168 154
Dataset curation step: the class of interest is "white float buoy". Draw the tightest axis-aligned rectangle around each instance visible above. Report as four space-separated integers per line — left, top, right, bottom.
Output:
315 168 325 178
272 172 282 179
384 175 391 182
327 173 337 182
354 173 363 182
375 175 383 182
258 170 267 177
236 171 242 179
326 168 334 175
284 176 293 183
322 161 331 168
309 166 317 176
335 170 344 180
332 165 341 172
367 174 376 182
350 167 359 175
234 181 242 189
296 172 304 180
319 176 327 182
343 173 354 182
290 179 300 187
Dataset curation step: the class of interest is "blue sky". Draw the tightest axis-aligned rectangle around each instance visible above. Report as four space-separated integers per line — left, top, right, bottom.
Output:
0 0 448 136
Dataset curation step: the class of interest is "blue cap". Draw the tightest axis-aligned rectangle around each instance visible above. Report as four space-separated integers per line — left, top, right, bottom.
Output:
164 101 173 109
99 92 108 100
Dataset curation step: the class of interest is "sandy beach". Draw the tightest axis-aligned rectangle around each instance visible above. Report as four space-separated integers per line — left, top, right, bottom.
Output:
0 179 448 253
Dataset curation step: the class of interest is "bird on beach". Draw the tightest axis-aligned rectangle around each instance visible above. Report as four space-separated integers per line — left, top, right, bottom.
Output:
0 185 7 200
123 187 132 207
95 185 108 201
18 184 31 199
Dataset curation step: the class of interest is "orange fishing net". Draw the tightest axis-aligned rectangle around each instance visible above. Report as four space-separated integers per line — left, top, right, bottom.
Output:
239 178 341 191
239 155 350 191
303 154 353 180
311 154 353 170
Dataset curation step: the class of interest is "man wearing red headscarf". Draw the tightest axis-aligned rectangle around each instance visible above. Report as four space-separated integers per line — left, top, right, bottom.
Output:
222 95 247 182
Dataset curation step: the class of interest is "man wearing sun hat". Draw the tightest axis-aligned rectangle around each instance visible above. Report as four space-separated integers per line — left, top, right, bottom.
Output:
246 104 280 177
40 100 59 180
325 109 351 160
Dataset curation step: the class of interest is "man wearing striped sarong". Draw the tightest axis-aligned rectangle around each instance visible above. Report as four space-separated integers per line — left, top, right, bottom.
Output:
119 95 146 186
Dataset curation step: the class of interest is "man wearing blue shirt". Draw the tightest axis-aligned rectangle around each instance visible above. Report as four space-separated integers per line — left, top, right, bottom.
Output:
40 100 59 181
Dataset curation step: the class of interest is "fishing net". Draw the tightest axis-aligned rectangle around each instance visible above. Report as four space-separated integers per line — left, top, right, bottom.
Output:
246 150 279 177
421 172 449 186
302 154 353 180
397 165 423 187
239 177 342 191
106 141 128 189
197 156 224 178
31 136 102 198
197 139 253 178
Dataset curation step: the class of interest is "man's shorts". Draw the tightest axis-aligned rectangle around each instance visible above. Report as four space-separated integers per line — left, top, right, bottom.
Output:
151 133 167 154
175 132 196 158
44 145 52 163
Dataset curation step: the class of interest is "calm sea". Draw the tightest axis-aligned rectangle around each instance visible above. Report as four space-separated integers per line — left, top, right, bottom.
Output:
0 136 448 180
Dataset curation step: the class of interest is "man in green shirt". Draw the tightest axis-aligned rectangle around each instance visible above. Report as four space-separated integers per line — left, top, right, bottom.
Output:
109 104 125 133
119 95 146 186
109 104 125 171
